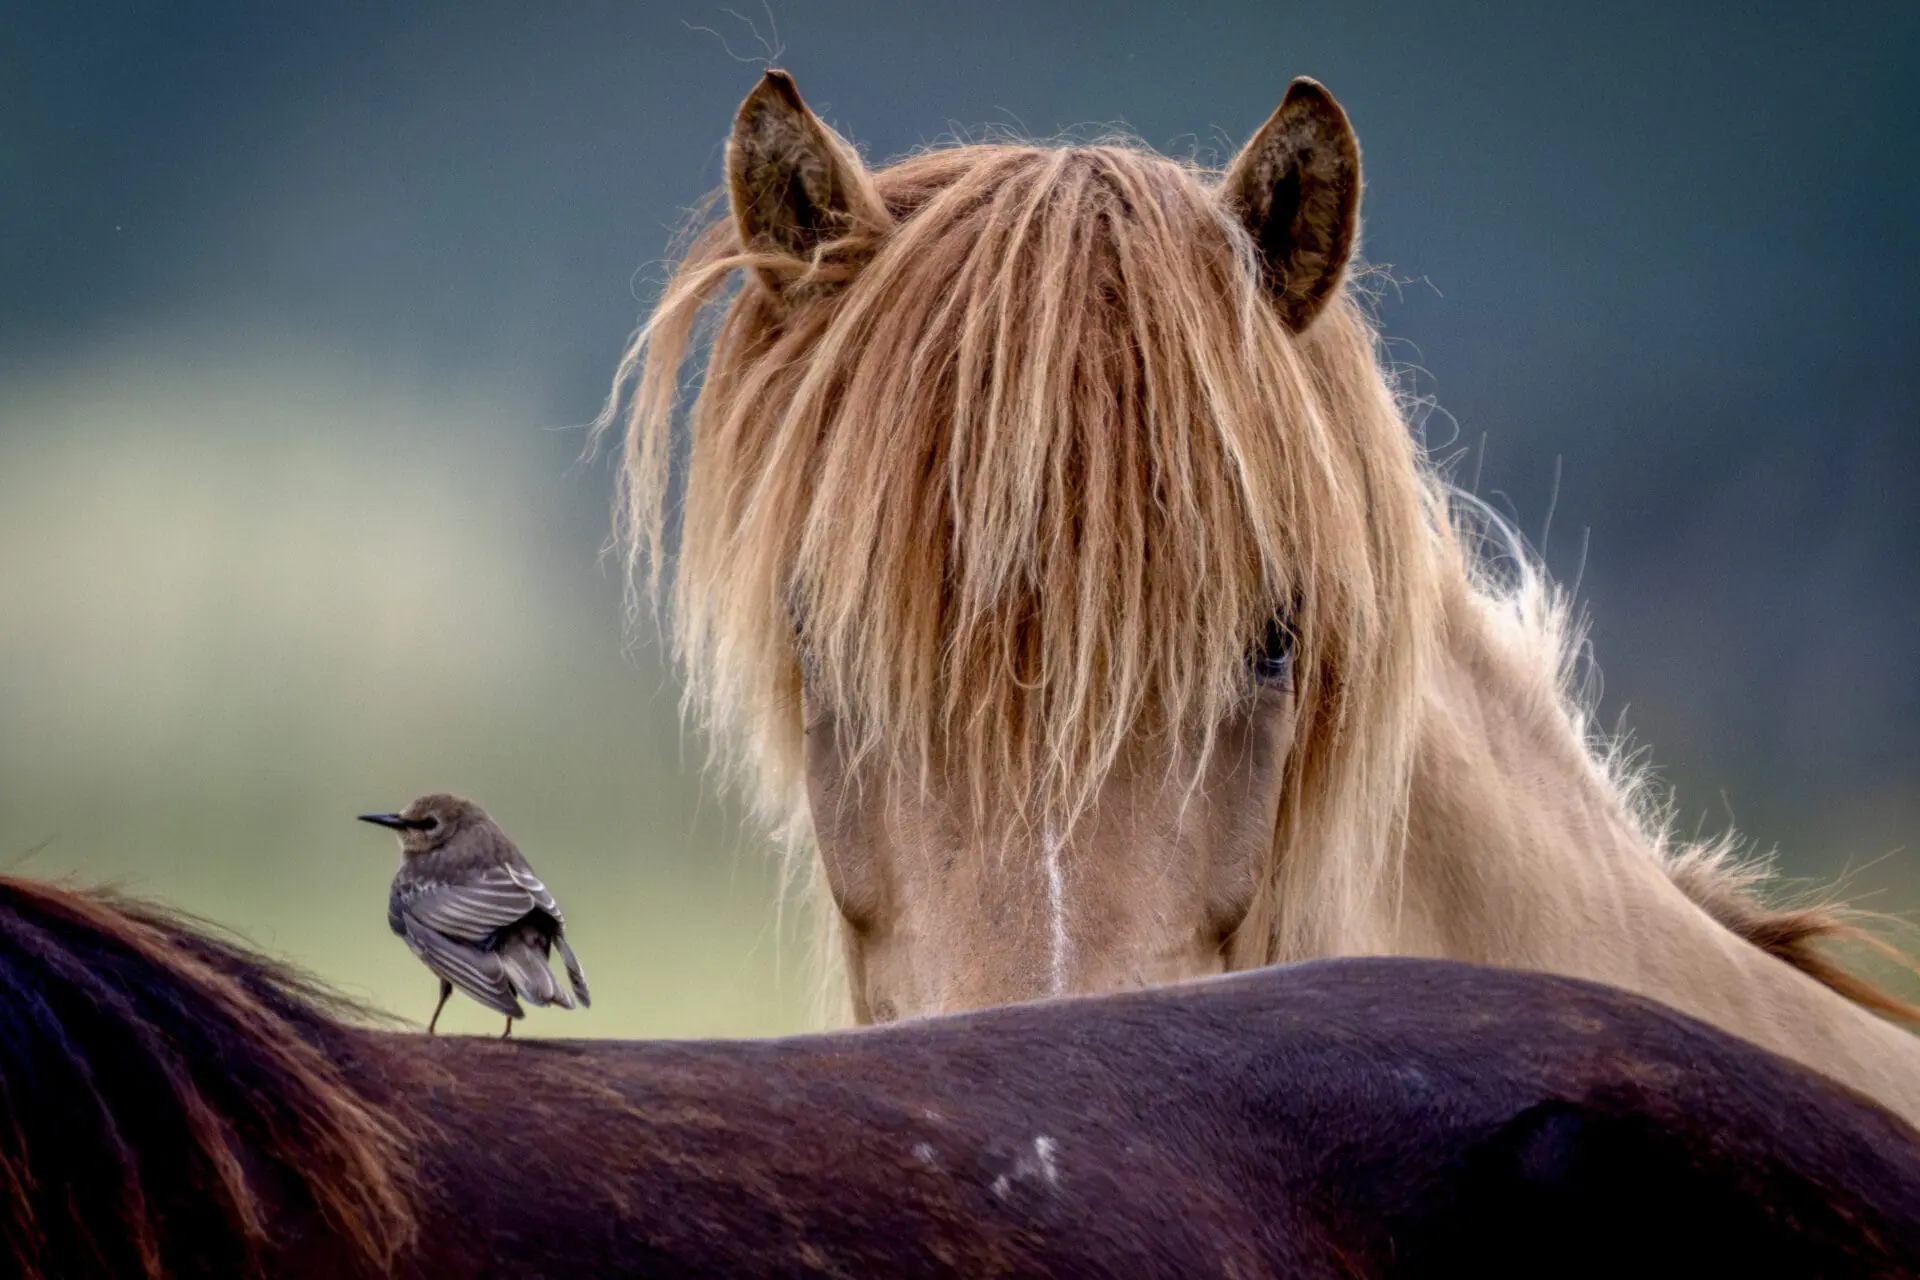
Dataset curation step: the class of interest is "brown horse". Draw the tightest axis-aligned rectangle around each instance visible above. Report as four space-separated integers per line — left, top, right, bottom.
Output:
598 69 1920 1121
3 872 1919 1278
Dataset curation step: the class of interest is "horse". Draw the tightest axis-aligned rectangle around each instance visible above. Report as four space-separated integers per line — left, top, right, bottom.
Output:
3 873 1918 1279
595 68 1920 1122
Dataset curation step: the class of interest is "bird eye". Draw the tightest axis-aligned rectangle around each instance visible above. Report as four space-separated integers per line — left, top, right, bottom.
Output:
425 816 443 833
1252 615 1295 686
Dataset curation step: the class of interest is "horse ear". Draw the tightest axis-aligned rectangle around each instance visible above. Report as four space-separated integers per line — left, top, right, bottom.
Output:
1219 78 1361 332
727 70 891 297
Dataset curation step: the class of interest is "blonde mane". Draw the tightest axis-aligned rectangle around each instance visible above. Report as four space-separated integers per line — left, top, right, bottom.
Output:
598 128 1910 1005
603 140 1444 959
1446 490 1915 1018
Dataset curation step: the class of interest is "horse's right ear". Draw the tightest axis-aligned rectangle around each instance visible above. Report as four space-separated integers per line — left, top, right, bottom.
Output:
728 70 891 298
1218 78 1361 332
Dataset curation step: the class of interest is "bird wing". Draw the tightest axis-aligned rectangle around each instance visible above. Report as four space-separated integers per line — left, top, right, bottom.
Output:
395 869 546 944
504 863 565 925
497 925 572 1010
554 932 591 1008
500 864 587 1005
398 915 523 1019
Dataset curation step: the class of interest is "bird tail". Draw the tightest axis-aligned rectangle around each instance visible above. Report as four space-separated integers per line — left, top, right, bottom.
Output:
498 934 573 1011
556 934 591 1008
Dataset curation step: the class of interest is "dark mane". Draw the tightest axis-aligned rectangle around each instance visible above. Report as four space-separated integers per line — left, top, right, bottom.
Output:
0 876 413 1279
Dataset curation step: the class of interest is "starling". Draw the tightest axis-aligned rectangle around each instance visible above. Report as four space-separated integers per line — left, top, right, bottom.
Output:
359 793 590 1038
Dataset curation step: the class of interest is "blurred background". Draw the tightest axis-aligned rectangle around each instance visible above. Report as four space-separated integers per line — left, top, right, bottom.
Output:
5 1 1916 1035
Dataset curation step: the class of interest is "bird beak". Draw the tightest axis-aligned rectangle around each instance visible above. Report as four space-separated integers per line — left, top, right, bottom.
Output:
358 813 411 831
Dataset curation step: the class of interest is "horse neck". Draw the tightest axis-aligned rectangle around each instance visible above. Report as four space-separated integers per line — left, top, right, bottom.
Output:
1395 577 1920 1123
1396 581 1666 962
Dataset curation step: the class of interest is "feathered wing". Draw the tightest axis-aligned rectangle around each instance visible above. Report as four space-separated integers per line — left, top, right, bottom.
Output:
396 866 583 1012
503 864 589 1007
398 915 522 1019
399 868 543 942
497 925 573 1010
554 933 591 1008
500 864 592 1007
503 863 563 920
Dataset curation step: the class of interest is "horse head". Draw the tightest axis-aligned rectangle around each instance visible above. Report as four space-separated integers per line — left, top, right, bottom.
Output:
605 69 1441 1020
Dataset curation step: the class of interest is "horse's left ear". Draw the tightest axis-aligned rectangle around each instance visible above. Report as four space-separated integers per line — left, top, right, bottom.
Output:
728 70 892 298
1218 78 1361 332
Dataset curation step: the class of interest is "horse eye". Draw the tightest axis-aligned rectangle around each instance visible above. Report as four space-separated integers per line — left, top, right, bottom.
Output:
788 601 818 679
1252 616 1295 684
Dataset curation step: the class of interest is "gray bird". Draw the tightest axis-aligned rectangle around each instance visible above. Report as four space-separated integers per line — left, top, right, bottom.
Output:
359 793 590 1038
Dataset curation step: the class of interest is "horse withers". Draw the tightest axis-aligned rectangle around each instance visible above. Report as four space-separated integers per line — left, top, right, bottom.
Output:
0 875 1915 1278
601 68 1920 1124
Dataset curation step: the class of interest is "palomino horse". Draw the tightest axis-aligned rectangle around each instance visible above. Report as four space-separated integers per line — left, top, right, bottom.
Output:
598 70 1920 1121
2 874 1917 1278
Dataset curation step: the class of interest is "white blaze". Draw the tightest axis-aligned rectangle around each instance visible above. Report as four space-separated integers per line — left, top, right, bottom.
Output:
1042 824 1070 995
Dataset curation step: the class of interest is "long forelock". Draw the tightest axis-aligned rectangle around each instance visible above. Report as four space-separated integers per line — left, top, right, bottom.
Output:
607 134 1441 950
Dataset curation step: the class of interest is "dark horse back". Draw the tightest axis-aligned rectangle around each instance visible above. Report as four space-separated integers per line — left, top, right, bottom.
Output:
1191 962 1920 1279
1 869 1915 1278
1414 1095 1907 1278
373 959 1920 1279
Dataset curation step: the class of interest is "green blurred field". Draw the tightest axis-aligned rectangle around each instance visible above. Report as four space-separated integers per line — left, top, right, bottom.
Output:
0 337 815 1039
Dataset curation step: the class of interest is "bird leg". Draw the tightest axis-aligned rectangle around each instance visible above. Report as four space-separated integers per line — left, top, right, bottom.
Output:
427 980 452 1035
500 1017 514 1041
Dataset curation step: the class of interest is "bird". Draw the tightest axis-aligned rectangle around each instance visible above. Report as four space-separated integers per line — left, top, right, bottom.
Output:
358 793 590 1038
